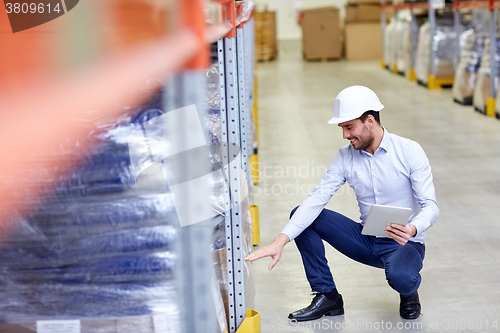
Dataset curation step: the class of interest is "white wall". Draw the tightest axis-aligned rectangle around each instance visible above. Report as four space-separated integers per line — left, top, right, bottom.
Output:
255 0 349 40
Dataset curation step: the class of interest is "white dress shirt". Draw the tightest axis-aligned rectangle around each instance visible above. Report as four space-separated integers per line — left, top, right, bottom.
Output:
281 128 439 244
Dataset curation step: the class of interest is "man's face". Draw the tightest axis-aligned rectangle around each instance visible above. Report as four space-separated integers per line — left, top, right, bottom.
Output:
338 118 374 151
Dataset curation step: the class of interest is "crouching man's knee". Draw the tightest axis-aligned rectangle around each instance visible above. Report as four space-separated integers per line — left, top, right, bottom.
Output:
386 267 421 296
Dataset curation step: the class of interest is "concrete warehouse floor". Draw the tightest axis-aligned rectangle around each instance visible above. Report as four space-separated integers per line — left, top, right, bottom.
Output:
250 40 500 333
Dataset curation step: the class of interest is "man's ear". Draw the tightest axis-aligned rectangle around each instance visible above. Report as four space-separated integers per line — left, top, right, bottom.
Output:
366 115 375 128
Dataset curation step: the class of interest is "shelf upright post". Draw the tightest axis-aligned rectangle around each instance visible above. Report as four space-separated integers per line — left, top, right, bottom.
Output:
392 4 400 74
381 0 387 69
244 19 253 106
454 1 461 66
429 0 438 87
218 1 246 331
410 6 418 81
247 16 256 89
236 22 252 188
244 20 254 155
164 0 217 332
243 20 255 184
487 0 497 116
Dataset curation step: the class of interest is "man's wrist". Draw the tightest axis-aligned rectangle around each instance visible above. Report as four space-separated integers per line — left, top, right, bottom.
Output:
276 233 290 246
410 225 417 237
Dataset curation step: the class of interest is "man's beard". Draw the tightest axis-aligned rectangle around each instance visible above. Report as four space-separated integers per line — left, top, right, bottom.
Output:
351 131 374 151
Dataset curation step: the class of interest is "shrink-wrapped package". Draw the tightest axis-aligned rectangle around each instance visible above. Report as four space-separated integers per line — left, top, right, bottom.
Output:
415 19 457 85
473 37 500 113
453 28 487 105
0 64 245 332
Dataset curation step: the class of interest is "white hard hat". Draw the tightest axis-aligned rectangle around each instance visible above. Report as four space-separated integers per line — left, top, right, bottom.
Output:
327 85 384 125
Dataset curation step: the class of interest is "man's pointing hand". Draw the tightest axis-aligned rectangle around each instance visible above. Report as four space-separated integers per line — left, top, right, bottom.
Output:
245 233 290 271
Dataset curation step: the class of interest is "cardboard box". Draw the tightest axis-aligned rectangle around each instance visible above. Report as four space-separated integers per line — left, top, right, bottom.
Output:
348 0 392 4
345 4 381 22
435 61 455 79
301 7 341 60
345 22 382 60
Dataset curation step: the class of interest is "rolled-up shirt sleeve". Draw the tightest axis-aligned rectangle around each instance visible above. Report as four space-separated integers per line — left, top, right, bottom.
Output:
408 142 440 237
281 150 347 241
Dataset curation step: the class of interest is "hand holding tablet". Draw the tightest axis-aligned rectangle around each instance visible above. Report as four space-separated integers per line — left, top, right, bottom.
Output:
361 204 413 238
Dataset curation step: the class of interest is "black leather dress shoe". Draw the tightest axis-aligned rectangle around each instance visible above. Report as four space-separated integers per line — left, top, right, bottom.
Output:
400 292 421 320
288 293 344 322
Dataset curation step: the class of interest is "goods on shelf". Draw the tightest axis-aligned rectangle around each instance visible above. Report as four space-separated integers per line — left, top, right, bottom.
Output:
415 18 457 85
473 37 500 113
384 18 397 69
0 74 237 331
384 9 423 76
0 93 179 328
301 7 341 60
1 0 257 330
453 27 487 105
255 10 277 61
236 0 255 24
395 11 413 75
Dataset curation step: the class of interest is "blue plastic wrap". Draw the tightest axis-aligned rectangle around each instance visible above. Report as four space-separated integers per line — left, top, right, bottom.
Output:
0 92 184 323
465 31 487 74
432 18 457 79
0 81 228 325
416 17 458 84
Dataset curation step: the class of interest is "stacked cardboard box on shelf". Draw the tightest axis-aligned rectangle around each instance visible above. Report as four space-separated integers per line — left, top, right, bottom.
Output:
344 1 388 60
301 7 342 60
255 10 278 61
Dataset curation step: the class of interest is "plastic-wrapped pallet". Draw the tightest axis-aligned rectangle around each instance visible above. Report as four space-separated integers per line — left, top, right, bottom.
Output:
402 21 412 77
415 19 457 85
473 39 490 112
408 16 420 78
0 78 229 331
484 37 500 113
384 18 397 69
473 37 500 113
415 22 430 84
434 23 457 80
387 17 400 72
0 95 181 328
394 12 409 75
453 28 487 105
395 10 412 76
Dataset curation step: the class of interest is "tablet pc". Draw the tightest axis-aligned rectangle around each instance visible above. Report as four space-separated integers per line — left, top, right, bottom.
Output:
361 204 413 237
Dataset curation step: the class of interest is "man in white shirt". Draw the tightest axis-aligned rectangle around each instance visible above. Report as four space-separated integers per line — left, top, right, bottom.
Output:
245 86 439 321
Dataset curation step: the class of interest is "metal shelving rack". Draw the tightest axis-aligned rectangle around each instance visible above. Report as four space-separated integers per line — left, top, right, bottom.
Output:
166 0 257 332
381 0 500 117
0 0 257 331
454 0 500 116
217 1 256 332
381 1 429 79
381 0 456 88
164 0 218 332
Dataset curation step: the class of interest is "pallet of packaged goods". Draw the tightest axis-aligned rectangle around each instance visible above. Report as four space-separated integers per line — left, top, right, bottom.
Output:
255 10 277 61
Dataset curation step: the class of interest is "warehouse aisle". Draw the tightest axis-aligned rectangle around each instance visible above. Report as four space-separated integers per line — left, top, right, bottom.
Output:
251 40 500 333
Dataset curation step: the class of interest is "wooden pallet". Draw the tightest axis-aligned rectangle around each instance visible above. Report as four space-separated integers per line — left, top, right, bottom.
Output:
304 57 342 62
255 10 278 62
